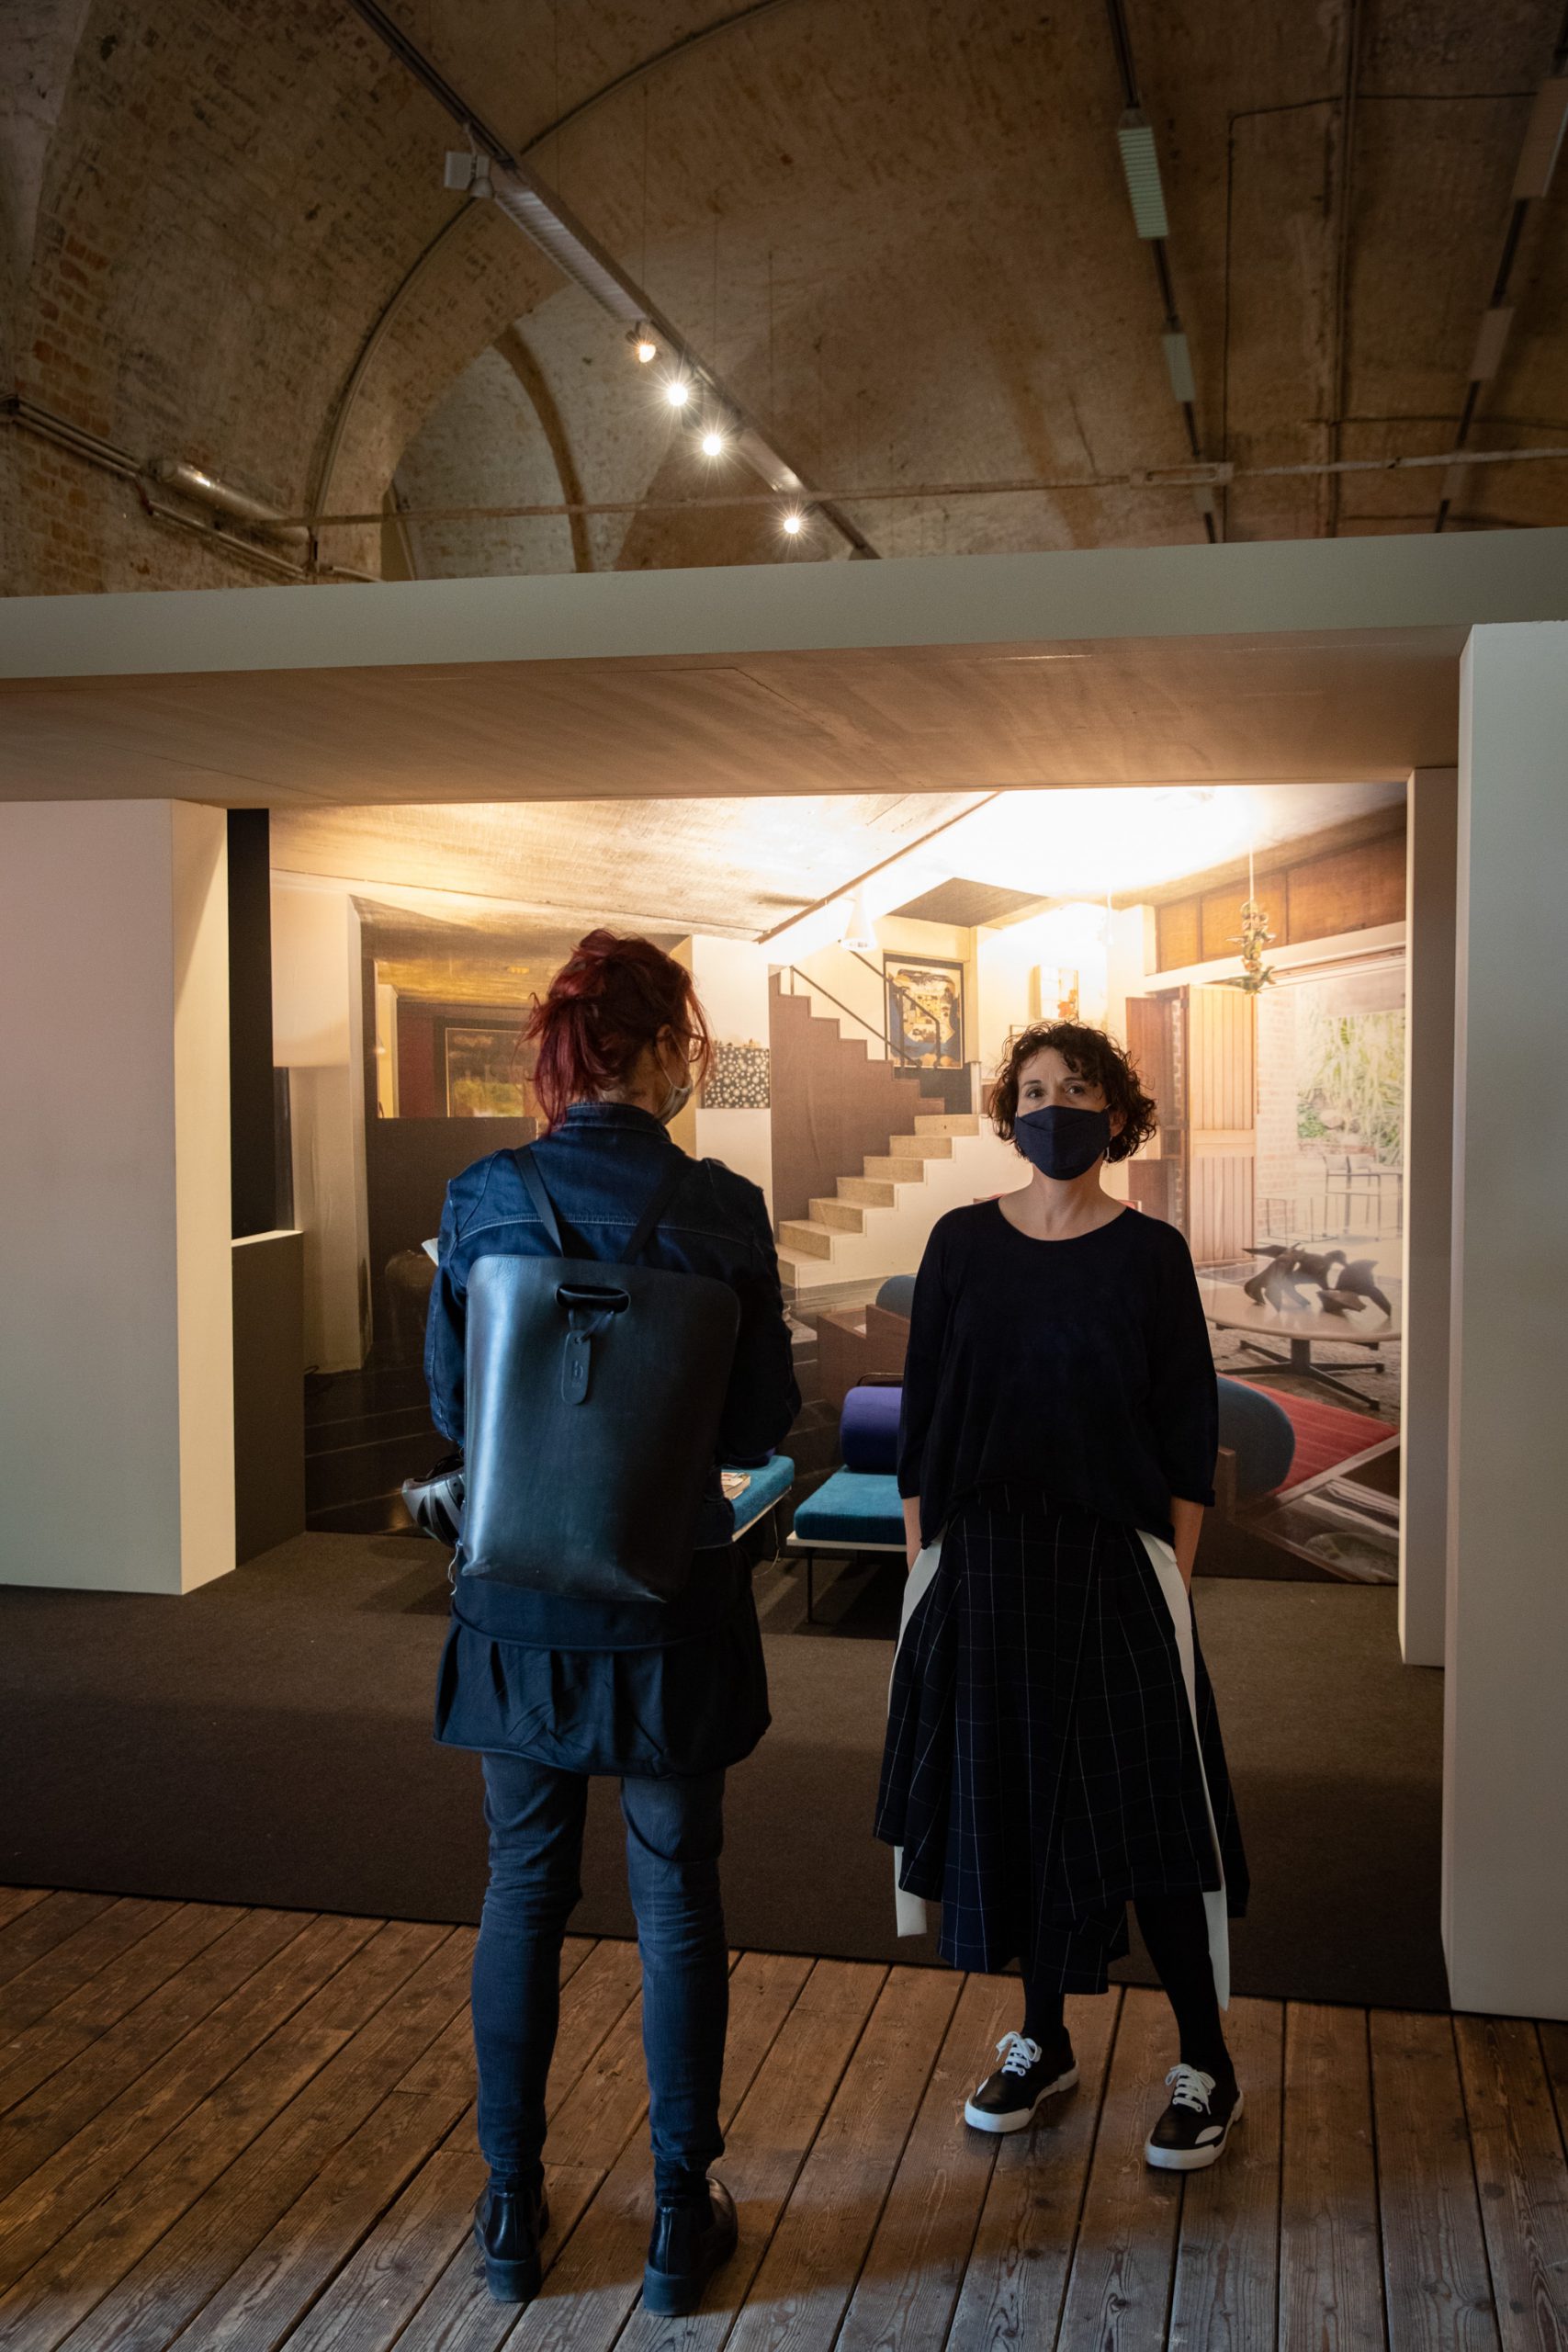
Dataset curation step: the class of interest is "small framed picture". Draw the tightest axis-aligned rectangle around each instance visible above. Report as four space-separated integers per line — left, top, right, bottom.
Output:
442 1024 528 1118
885 955 965 1069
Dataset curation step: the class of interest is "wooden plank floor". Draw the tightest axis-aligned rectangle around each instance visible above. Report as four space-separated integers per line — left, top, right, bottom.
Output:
1 1890 1566 2352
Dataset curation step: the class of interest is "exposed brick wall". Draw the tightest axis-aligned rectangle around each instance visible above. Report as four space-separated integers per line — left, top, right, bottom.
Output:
6 0 1565 595
5 0 563 592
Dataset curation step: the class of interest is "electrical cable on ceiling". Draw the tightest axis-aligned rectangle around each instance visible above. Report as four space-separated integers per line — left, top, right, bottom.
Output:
1436 12 1568 530
1101 0 1214 533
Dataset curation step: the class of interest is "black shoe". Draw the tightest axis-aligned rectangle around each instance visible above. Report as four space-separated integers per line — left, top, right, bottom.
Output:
473 2177 548 2303
642 2177 739 2317
964 2030 1079 2133
1145 2064 1244 2170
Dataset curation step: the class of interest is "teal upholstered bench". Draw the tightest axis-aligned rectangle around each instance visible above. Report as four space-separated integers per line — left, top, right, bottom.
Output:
723 1453 795 1544
785 1468 906 1622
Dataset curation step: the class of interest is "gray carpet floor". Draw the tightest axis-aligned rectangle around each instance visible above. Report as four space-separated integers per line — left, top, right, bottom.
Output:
0 1529 1447 2009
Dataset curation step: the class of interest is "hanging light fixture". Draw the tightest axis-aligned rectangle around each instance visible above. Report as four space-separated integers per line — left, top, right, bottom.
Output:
839 890 877 953
1227 848 1277 993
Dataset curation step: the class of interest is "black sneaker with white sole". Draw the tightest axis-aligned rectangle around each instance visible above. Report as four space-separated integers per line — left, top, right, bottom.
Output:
964 2031 1079 2133
1144 2064 1244 2170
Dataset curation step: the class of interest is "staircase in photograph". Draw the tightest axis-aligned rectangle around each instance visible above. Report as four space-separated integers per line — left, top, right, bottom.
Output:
769 973 1017 1293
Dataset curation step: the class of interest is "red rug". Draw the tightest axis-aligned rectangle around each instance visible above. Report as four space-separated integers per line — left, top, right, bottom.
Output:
1270 1391 1397 1492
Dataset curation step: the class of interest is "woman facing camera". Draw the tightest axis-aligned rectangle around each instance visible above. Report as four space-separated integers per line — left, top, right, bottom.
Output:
423 933 798 2312
876 1022 1248 2170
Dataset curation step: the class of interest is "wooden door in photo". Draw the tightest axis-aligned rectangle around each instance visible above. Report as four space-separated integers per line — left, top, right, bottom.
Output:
1124 986 1255 1261
1185 982 1256 1262
1124 993 1181 1227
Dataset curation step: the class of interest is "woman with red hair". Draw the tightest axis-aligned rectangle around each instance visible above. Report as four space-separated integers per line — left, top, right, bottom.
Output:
423 932 797 2315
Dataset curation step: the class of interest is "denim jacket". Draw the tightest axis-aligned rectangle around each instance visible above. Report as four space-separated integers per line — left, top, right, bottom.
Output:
424 1100 800 1561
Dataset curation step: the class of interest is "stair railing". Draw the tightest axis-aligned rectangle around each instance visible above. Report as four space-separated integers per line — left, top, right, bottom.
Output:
778 964 917 1064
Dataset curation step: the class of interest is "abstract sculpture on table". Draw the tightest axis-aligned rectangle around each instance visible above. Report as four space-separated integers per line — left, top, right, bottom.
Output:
1318 1257 1393 1317
1244 1244 1392 1320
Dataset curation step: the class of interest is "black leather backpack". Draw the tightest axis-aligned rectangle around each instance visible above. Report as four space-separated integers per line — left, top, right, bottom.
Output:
457 1148 741 1602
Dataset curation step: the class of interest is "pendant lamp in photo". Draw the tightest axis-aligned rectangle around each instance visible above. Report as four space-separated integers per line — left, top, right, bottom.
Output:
839 890 876 953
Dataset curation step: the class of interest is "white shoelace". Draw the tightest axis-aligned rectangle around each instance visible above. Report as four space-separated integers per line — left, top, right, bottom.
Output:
996 2032 1043 2079
1165 2063 1216 2113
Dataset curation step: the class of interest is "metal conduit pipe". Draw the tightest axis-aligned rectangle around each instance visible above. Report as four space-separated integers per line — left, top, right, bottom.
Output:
152 459 310 544
288 437 1568 536
3 397 371 582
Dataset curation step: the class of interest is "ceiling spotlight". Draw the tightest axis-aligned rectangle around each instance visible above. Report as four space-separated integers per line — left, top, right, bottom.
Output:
664 377 691 408
628 326 659 364
781 509 805 536
700 427 728 458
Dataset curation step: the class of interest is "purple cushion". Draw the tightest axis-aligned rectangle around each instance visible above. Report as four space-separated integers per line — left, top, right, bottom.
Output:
840 1383 902 1473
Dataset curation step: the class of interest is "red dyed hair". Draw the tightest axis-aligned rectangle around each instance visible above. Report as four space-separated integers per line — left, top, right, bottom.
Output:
526 931 714 1132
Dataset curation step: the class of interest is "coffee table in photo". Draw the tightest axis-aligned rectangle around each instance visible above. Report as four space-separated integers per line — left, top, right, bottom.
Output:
1198 1272 1402 1408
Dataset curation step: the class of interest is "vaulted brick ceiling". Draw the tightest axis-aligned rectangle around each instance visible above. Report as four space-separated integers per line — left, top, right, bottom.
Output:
5 0 1566 597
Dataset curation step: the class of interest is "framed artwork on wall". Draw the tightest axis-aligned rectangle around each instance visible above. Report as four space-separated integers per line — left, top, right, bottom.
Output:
704 1041 771 1109
886 955 965 1068
442 1023 528 1118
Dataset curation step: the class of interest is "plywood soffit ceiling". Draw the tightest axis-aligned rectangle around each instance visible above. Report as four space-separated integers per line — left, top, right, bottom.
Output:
0 626 1473 807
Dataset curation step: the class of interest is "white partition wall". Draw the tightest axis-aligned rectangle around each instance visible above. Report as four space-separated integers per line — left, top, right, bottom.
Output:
689 935 774 1212
1400 769 1457 1667
1444 626 1568 2018
0 801 234 1593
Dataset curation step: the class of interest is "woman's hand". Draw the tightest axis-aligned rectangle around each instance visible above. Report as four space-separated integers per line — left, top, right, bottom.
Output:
1170 1497 1204 1591
902 1495 923 1572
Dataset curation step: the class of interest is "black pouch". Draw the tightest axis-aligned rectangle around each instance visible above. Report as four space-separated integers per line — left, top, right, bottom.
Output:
458 1149 739 1602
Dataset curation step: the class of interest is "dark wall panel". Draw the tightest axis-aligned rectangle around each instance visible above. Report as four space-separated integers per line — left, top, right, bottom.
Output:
228 809 276 1238
367 1116 537 1361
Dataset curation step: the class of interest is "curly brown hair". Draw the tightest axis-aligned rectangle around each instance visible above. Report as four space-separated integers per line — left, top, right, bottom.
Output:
990 1021 1158 1163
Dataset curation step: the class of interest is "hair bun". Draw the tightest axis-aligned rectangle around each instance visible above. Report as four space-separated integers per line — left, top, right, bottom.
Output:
545 930 625 1000
524 931 713 1129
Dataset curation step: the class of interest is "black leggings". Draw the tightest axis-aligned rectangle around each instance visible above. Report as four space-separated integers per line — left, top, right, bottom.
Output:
1024 1891 1232 2079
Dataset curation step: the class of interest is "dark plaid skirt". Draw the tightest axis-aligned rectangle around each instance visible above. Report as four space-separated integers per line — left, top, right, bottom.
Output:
874 1487 1249 1986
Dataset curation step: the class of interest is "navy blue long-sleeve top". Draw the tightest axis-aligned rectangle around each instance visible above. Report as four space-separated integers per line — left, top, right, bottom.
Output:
897 1201 1217 1547
423 1102 799 1774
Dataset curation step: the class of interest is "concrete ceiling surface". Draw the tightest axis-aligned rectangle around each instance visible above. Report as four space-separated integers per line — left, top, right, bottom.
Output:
275 782 1406 941
2 535 1563 804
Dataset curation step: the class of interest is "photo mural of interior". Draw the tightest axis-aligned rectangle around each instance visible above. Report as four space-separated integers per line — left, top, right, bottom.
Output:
275 780 1407 1594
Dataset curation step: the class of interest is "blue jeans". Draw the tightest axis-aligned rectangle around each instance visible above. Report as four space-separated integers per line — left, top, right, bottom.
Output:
472 1752 728 2201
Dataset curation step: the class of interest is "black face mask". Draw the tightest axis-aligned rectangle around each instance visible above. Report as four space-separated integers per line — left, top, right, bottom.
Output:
1014 1104 1111 1181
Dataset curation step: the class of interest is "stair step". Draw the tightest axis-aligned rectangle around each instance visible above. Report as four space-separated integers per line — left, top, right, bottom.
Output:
913 1113 980 1136
778 1219 835 1261
887 1134 954 1159
863 1157 925 1183
810 1197 865 1233
839 1176 897 1207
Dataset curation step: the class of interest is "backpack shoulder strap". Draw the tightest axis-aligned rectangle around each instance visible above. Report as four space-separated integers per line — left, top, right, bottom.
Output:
514 1148 566 1253
624 1153 687 1266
